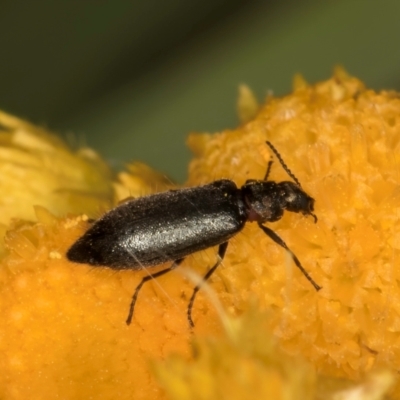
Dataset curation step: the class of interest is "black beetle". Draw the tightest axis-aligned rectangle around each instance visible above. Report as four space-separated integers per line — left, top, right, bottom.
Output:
67 141 321 327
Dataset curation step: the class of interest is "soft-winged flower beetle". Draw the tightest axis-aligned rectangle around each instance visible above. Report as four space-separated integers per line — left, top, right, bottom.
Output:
67 141 321 327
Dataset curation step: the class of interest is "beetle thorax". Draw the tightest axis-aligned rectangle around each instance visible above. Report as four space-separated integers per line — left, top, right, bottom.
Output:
242 180 315 224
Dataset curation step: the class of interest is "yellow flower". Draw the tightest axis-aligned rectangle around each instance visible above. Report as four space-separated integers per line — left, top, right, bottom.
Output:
188 68 400 380
0 110 114 223
154 307 317 400
1 68 400 399
154 307 395 400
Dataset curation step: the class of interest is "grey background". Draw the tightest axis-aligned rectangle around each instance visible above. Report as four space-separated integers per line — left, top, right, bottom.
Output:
1 0 399 181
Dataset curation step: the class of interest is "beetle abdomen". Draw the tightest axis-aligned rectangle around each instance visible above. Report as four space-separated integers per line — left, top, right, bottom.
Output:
67 179 247 269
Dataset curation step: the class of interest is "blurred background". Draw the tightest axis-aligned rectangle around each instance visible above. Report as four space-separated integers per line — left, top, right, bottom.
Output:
1 0 399 181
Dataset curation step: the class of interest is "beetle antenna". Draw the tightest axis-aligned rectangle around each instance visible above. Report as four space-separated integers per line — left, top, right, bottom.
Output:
263 160 273 181
266 141 302 187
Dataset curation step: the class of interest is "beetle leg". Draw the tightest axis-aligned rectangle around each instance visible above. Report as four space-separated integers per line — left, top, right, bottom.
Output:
258 223 321 291
126 258 184 325
187 241 229 328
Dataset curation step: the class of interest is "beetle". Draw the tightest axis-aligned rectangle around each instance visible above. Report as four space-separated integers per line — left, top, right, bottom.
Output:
67 141 321 327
